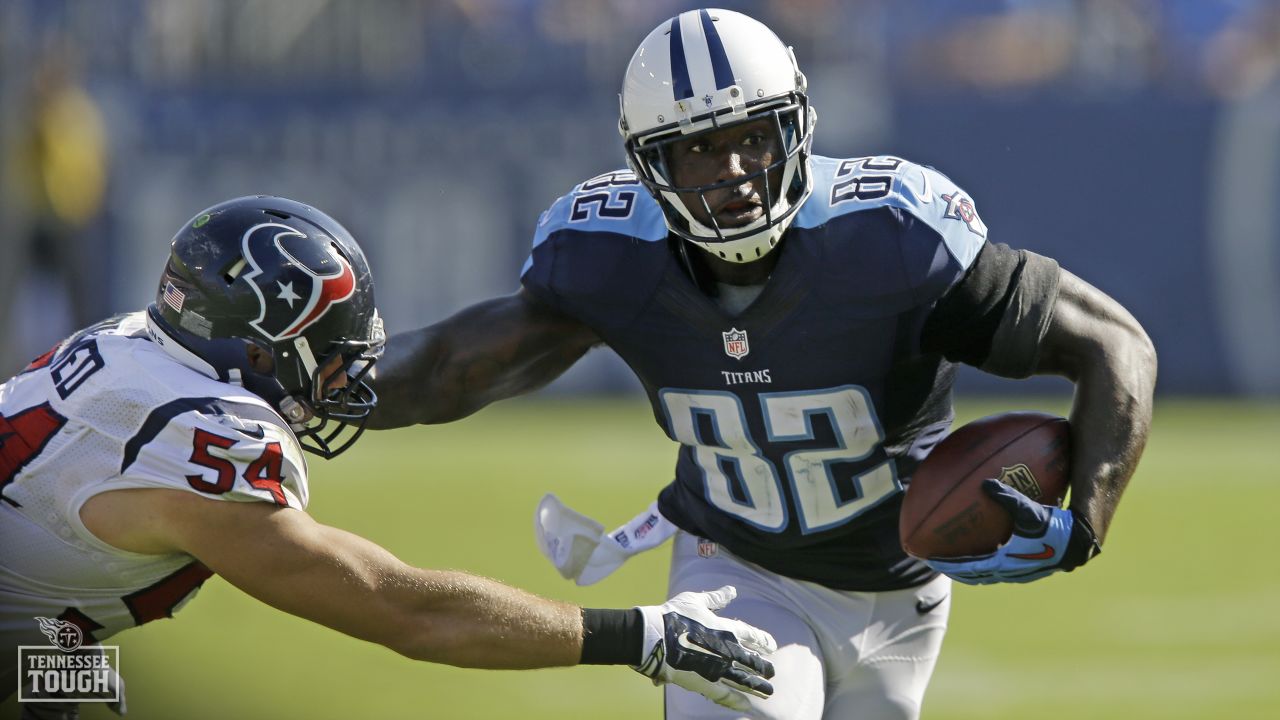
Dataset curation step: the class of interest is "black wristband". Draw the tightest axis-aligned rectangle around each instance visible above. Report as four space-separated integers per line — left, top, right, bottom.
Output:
579 608 644 665
1062 510 1102 572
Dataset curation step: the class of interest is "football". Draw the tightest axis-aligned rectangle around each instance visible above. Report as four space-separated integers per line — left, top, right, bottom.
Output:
900 412 1071 559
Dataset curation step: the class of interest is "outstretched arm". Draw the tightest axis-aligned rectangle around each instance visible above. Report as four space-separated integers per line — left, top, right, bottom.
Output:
368 289 601 429
174 496 587 668
84 488 584 666
1032 268 1157 541
80 488 776 710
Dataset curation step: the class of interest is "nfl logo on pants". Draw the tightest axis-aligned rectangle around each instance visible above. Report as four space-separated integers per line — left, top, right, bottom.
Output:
697 538 718 558
722 328 749 360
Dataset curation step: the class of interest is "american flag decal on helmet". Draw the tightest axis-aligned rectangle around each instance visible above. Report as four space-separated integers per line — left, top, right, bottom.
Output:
163 281 185 313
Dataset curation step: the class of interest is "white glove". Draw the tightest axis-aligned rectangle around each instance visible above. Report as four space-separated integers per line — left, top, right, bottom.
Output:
635 586 777 712
534 494 677 585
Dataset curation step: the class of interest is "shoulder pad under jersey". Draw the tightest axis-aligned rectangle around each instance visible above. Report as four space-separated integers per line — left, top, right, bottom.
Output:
117 393 309 509
522 169 667 275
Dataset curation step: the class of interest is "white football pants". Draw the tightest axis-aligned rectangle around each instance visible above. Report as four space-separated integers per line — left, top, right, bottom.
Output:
664 532 950 720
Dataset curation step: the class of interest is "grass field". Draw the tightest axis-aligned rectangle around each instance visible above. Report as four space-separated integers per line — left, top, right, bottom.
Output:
8 397 1277 720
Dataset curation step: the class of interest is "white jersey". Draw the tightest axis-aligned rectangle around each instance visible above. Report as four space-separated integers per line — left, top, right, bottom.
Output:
0 311 309 687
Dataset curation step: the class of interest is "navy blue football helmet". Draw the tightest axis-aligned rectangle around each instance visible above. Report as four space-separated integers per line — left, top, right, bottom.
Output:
148 196 384 458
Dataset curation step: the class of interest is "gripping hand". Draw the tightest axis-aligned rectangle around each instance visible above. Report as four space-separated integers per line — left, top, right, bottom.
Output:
635 586 776 711
927 479 1100 585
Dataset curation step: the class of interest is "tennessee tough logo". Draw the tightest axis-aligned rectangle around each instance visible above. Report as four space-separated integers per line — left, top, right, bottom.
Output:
240 223 357 341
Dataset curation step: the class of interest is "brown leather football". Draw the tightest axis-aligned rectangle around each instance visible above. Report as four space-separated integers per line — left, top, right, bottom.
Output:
900 412 1071 559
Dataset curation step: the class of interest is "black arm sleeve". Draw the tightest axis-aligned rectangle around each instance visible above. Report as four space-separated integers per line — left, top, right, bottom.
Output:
920 242 1061 378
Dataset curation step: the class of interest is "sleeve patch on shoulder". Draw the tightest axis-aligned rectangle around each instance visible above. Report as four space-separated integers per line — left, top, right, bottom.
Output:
938 189 988 239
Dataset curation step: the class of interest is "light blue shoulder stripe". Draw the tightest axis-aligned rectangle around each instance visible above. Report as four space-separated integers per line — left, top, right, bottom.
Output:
796 155 987 270
523 170 667 277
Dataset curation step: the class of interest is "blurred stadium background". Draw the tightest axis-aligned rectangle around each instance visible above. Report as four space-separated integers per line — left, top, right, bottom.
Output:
0 1 1277 718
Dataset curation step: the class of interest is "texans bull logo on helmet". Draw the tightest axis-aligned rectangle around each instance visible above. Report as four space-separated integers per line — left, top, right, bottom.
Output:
240 223 357 342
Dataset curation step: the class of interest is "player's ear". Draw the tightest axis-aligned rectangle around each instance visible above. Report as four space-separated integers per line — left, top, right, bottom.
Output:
245 343 274 374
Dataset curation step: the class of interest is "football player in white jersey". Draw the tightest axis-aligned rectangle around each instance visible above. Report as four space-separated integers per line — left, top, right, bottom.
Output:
0 196 778 718
366 8 1158 720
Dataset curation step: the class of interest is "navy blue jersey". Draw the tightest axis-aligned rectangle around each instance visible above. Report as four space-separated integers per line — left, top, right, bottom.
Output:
521 156 990 591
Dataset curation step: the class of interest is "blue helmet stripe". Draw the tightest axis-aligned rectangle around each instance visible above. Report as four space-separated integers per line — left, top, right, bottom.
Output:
669 17 693 100
699 9 735 90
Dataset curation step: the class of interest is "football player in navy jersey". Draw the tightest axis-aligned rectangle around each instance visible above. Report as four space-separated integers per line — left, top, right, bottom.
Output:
1 196 777 718
370 8 1156 719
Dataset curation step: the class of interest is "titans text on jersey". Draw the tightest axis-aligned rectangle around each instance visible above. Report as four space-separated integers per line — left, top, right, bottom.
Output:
721 370 772 386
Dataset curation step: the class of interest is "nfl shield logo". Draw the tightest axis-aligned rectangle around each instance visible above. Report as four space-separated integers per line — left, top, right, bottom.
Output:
697 538 718 558
722 328 749 360
998 463 1043 500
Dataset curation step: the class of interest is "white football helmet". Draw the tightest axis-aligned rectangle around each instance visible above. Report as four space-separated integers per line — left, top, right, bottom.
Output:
619 8 816 263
